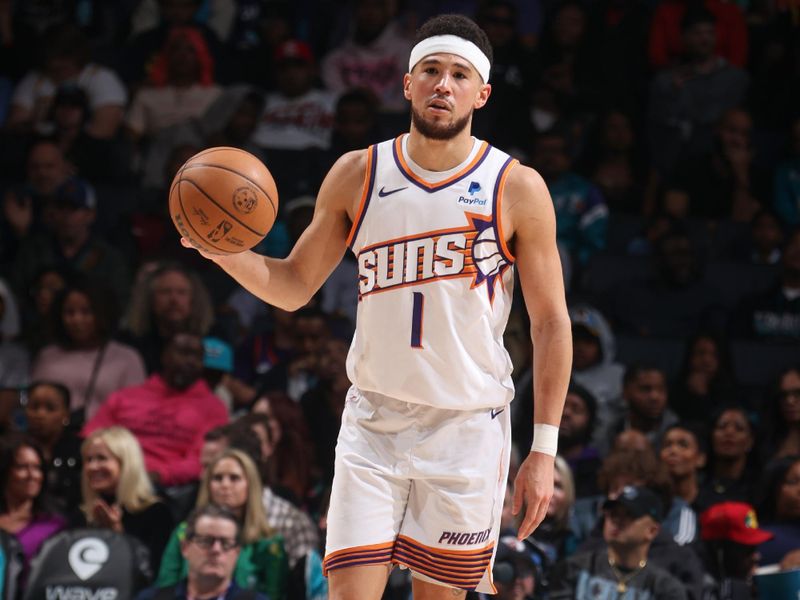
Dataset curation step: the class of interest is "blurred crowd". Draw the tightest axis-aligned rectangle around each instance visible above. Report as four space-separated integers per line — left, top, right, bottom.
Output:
0 0 798 599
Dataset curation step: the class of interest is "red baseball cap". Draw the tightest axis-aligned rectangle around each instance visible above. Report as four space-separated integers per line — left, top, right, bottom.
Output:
274 40 314 64
700 502 774 546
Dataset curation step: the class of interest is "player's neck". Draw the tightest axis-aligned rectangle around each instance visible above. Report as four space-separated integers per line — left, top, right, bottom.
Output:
405 128 476 172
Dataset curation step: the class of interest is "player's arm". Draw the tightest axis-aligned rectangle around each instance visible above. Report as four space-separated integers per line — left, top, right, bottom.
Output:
188 150 365 311
504 164 572 539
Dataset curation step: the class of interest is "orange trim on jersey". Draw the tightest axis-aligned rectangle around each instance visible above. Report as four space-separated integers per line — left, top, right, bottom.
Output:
393 135 490 191
495 158 518 263
345 145 377 249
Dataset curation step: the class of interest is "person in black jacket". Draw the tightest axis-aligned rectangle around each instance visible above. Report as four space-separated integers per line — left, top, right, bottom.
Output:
550 486 688 599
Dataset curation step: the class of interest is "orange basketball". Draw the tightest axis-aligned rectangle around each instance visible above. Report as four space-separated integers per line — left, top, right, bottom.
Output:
169 147 279 255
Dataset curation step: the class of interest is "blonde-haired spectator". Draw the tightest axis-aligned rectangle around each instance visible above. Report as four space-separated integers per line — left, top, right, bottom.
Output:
78 427 174 569
157 449 289 599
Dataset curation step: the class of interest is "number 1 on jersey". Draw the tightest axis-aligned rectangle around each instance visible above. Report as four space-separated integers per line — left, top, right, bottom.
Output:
411 292 424 349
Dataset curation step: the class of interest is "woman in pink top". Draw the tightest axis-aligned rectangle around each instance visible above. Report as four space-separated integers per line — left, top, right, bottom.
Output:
31 280 146 426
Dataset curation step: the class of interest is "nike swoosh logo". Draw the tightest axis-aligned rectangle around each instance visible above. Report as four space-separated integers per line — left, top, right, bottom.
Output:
490 408 505 419
378 186 407 197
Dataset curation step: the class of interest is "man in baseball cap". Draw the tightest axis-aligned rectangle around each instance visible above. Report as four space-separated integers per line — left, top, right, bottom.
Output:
700 502 773 590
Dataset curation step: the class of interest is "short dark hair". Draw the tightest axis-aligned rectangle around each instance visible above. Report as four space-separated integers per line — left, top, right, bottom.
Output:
414 14 494 70
623 364 665 387
185 504 241 544
663 421 708 455
27 381 71 410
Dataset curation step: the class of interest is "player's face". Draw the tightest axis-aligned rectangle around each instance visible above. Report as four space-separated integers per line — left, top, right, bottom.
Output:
404 54 490 141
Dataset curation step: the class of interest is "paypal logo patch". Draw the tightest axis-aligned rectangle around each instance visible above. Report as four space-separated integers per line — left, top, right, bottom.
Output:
468 181 481 194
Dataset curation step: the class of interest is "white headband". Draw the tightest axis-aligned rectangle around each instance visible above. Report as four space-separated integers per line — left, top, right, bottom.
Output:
408 35 491 83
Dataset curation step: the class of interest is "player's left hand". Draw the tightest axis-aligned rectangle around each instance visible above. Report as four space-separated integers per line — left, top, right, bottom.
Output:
512 452 555 540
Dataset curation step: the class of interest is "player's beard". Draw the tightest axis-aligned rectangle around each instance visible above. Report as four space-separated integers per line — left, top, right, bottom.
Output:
411 105 472 141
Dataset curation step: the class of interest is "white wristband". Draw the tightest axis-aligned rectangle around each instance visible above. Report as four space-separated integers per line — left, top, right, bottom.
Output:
531 424 559 456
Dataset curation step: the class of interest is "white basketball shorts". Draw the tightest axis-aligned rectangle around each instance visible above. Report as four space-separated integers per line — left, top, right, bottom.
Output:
323 386 511 593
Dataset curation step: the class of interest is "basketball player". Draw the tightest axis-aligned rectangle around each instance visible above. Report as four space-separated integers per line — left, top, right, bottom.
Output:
183 14 571 600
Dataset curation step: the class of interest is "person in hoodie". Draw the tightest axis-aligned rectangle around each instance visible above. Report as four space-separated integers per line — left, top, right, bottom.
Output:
82 330 229 487
569 305 625 448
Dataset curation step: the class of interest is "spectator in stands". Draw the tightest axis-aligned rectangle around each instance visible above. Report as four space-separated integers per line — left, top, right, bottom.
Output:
1 139 72 269
569 305 624 442
77 427 174 568
647 7 748 177
301 336 350 485
762 366 800 462
648 0 747 69
136 504 269 600
82 330 229 487
31 280 147 424
531 455 578 566
12 177 132 307
6 24 127 139
550 485 687 599
321 0 412 114
583 110 646 214
253 40 336 152
530 1 599 118
699 502 772 598
697 406 757 511
126 26 223 142
327 89 381 161
251 393 314 506
733 209 785 265
45 85 132 184
121 261 215 373
258 307 331 403
24 382 81 511
734 229 800 341
472 1 535 152
0 281 27 392
607 229 723 337
0 434 65 567
120 0 226 87
530 128 608 265
670 332 737 423
202 86 264 154
599 365 678 455
774 117 800 226
157 449 288 599
660 423 706 509
558 382 601 498
19 266 69 355
756 455 800 566
672 108 767 222
487 537 540 600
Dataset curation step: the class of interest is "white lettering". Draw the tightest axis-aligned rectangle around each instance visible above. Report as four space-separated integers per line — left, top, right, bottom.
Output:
434 234 466 276
358 250 377 294
405 238 435 282
376 244 405 288
46 587 118 600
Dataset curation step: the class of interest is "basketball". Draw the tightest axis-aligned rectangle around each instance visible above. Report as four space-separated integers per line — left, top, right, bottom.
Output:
169 147 279 255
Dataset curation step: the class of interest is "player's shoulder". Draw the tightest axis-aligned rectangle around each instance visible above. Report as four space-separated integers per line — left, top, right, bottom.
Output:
503 162 551 213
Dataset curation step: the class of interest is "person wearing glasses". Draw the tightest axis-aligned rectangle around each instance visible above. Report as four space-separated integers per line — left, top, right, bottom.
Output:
136 504 269 600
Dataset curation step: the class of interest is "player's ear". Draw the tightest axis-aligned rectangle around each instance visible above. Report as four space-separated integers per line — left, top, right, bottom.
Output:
474 83 491 110
403 73 412 100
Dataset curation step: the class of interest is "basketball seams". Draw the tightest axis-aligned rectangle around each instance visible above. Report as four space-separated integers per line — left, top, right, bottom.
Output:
180 177 266 237
176 180 232 254
180 163 277 218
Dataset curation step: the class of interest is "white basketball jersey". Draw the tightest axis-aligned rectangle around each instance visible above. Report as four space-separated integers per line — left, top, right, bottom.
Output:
345 134 518 410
